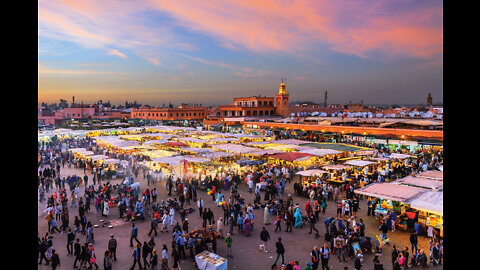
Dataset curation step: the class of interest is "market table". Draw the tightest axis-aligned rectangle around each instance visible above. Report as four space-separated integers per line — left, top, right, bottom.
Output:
195 250 227 270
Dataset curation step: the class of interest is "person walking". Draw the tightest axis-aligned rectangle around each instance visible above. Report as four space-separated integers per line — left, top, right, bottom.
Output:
142 241 151 269
104 250 113 270
172 247 181 270
311 246 320 270
274 212 282 232
148 215 159 236
108 234 117 261
217 217 224 238
320 243 331 270
50 249 61 270
66 228 75 255
410 231 418 255
197 197 204 218
274 237 285 266
150 249 159 270
161 245 169 269
225 233 233 257
260 227 271 253
73 238 81 268
88 243 99 269
38 237 49 265
130 243 143 270
130 223 141 247
308 214 319 238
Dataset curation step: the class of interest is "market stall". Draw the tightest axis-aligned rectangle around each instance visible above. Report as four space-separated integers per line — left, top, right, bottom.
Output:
416 170 443 181
265 152 316 168
195 251 227 270
354 182 430 230
393 176 443 190
406 191 443 237
343 159 377 179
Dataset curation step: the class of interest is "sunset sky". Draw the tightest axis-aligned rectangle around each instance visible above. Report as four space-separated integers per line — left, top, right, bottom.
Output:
38 0 443 106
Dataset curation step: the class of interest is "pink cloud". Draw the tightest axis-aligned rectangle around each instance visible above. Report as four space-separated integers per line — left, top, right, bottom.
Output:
39 0 443 61
148 0 442 59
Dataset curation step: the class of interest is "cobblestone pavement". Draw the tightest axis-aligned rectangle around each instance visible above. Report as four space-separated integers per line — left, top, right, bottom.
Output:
38 165 442 269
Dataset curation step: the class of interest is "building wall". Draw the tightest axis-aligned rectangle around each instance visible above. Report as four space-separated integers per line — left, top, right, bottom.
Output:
131 107 208 121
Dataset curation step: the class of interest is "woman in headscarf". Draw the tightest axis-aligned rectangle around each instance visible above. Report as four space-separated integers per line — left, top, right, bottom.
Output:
244 215 251 236
264 205 271 225
294 207 302 228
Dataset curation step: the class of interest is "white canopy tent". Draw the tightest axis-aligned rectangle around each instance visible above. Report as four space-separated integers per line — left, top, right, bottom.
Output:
406 191 443 216
68 148 87 153
389 153 411 159
394 176 443 190
212 144 265 154
323 165 350 170
143 140 169 145
273 139 311 145
296 169 328 176
416 170 443 181
88 154 109 161
152 155 209 166
103 158 121 165
344 160 377 167
198 151 235 160
354 183 427 202
355 150 377 156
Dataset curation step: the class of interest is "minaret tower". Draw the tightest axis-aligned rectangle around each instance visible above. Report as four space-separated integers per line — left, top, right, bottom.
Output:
275 78 290 117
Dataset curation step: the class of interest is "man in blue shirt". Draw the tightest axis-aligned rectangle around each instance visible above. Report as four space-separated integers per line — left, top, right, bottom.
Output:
176 234 186 259
130 243 142 270
324 217 334 234
130 223 141 247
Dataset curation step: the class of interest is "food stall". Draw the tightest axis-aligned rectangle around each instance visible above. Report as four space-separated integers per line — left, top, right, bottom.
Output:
265 152 316 168
343 159 377 180
354 183 428 224
406 191 443 237
322 164 351 184
296 169 328 188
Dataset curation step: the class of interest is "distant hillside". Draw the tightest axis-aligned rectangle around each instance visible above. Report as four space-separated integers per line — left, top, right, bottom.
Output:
290 101 319 106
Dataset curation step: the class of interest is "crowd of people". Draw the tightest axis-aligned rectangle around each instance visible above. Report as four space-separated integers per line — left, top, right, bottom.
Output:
38 132 443 270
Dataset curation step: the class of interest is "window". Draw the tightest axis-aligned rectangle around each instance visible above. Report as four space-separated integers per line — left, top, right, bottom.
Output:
247 111 251 116
269 101 273 106
253 111 257 116
259 111 263 116
265 111 269 115
170 113 172 117
194 113 196 116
